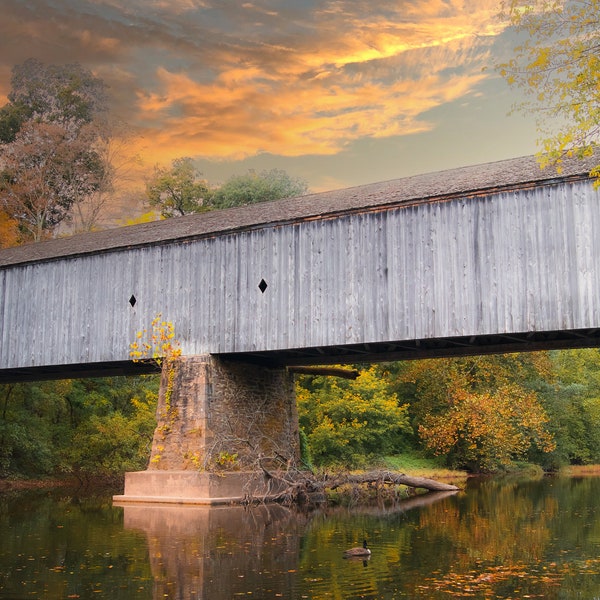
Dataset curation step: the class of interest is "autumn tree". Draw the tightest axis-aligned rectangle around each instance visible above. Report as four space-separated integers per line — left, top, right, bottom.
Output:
397 354 556 472
0 120 106 241
210 168 308 209
146 157 212 217
0 59 111 240
499 0 600 179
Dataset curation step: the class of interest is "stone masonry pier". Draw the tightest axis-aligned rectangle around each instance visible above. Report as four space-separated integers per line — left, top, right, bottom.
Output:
114 355 300 504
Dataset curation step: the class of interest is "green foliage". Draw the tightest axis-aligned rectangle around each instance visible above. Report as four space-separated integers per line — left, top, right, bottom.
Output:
145 161 308 217
0 376 158 481
63 392 157 482
299 428 313 470
0 381 73 477
498 0 600 181
210 168 308 209
532 350 600 469
4 348 600 481
146 157 212 217
296 366 412 468
0 103 30 144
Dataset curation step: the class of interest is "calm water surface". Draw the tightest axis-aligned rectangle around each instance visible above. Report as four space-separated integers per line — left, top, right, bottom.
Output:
2 475 600 599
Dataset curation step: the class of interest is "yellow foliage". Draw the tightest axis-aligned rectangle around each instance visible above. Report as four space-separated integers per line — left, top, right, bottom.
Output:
400 353 555 471
129 313 182 366
497 0 600 181
0 211 20 248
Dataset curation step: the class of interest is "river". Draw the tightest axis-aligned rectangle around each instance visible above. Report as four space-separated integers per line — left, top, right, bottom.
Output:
2 474 600 599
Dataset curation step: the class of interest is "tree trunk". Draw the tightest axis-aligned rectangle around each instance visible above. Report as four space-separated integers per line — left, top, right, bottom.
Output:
327 470 460 492
256 462 460 505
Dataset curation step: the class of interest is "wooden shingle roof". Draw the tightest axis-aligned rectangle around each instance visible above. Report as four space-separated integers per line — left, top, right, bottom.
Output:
0 152 596 268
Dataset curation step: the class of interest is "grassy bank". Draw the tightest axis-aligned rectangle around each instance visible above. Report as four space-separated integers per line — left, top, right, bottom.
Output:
381 454 468 483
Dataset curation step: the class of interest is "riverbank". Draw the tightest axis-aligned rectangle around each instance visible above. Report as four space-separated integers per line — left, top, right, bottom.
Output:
3 463 597 496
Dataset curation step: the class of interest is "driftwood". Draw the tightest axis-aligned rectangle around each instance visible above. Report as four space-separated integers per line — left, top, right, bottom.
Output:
326 470 460 492
288 366 360 379
257 461 460 505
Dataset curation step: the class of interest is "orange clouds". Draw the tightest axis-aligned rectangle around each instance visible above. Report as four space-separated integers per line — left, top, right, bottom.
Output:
0 0 508 171
129 0 500 166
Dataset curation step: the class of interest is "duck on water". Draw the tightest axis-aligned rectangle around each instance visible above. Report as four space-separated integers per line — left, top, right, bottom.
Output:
343 540 371 557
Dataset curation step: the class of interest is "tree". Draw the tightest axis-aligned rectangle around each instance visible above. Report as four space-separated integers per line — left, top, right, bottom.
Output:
0 375 158 480
0 120 106 241
146 157 212 217
0 59 111 240
398 354 556 472
534 349 600 468
210 168 308 209
296 366 412 467
1 58 108 138
418 383 555 472
498 0 600 180
68 121 142 233
0 103 31 145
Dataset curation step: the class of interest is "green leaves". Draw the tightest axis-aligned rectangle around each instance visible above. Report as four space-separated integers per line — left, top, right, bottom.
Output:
0 375 159 481
210 168 308 209
145 157 212 217
297 366 411 467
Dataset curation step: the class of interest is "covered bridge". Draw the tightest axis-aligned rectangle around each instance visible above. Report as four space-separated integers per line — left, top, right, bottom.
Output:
1 153 599 383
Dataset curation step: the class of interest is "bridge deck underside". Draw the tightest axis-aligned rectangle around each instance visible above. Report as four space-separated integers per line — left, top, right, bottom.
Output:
1 327 599 383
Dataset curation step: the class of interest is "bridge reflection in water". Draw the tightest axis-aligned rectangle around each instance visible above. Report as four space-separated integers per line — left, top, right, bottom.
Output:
117 490 461 598
120 503 304 598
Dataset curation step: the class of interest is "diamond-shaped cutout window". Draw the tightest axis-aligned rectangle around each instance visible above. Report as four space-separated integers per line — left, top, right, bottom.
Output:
258 279 268 293
129 295 137 307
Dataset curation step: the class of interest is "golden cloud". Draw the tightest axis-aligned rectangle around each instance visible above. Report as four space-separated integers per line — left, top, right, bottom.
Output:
130 30 493 165
0 0 507 170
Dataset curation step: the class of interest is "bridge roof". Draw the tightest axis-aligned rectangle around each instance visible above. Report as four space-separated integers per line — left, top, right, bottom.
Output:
0 152 596 268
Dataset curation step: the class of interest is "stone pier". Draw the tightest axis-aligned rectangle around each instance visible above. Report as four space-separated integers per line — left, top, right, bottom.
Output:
114 354 300 504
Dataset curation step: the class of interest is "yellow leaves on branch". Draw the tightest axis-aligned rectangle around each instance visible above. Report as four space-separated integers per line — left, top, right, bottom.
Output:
129 313 182 366
497 0 600 179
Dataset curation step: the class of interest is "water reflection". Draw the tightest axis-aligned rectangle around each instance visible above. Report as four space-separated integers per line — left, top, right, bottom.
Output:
3 477 600 599
0 488 153 598
122 503 305 598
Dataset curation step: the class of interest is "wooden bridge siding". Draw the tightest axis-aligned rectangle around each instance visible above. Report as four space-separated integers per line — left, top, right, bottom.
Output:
0 179 599 371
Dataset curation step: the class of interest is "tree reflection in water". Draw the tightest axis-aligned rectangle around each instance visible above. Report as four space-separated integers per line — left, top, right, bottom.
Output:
2 476 600 598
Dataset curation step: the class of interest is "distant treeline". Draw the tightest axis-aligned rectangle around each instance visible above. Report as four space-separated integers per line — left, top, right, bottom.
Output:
1 349 600 480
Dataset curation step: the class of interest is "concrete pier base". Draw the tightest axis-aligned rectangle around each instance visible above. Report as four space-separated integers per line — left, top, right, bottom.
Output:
113 470 290 505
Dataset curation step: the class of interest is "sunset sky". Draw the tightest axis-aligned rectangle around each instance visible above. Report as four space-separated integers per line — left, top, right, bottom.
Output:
0 0 539 195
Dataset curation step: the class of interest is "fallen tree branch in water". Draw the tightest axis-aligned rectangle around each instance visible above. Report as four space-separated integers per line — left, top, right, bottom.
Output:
255 460 460 505
326 470 460 492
